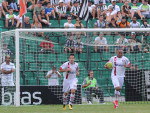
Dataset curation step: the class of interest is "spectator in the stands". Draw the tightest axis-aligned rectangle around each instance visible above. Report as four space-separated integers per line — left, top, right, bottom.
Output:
97 1 107 18
75 38 84 53
71 0 81 5
74 17 85 38
70 1 80 19
42 0 50 7
38 9 51 28
131 1 144 19
143 46 150 53
94 0 108 5
140 19 150 42
122 0 131 3
121 1 131 18
45 2 56 19
63 0 72 9
106 6 116 22
139 0 150 19
117 16 130 28
50 0 59 7
115 11 123 22
141 19 150 28
9 0 18 12
130 17 140 28
2 0 9 12
1 44 13 64
64 16 74 36
64 16 74 28
128 33 142 52
88 0 96 19
27 0 35 11
108 18 118 28
115 33 129 53
108 0 120 15
130 32 141 43
94 15 107 28
33 1 45 18
64 34 76 53
5 8 17 28
0 2 5 18
74 17 84 28
56 0 67 20
94 32 109 52
31 17 44 36
40 37 55 53
16 15 23 28
23 17 32 28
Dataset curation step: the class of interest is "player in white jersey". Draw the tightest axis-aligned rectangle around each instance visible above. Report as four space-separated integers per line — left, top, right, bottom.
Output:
59 54 79 110
1 55 15 86
45 66 61 86
104 49 131 108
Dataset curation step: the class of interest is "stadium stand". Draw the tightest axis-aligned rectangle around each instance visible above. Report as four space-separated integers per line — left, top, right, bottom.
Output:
0 0 150 97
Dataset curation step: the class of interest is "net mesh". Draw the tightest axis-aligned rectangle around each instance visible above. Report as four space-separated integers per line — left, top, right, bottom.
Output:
0 29 150 105
0 31 16 105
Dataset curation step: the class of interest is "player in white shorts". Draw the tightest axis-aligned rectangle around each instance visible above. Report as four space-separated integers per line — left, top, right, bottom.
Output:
59 54 79 110
105 49 131 108
1 55 15 86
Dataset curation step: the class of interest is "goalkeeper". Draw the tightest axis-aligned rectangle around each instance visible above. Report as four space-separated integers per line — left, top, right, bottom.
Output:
82 70 104 104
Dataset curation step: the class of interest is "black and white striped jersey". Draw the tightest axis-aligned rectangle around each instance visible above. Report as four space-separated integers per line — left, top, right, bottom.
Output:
56 5 67 14
70 6 80 15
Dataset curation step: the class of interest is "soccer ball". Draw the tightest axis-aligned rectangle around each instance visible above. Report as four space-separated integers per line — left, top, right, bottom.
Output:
105 62 113 69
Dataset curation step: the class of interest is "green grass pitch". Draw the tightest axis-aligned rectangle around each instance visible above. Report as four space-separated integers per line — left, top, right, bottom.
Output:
0 103 150 113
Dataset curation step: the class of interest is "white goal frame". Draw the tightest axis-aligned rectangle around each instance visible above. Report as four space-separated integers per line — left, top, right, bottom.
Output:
13 28 150 106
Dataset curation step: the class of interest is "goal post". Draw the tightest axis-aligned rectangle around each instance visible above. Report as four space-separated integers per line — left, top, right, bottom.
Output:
15 30 20 106
0 28 150 106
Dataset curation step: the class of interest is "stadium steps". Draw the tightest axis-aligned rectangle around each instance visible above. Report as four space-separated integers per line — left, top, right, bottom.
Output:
25 54 35 62
78 62 86 71
90 62 98 70
101 52 113 61
97 61 106 71
91 53 101 61
0 20 4 27
79 53 88 61
58 36 67 45
57 53 68 62
54 44 62 53
40 63 52 71
59 20 67 28
50 20 60 28
25 12 33 19
47 54 57 62
143 53 150 61
29 63 40 71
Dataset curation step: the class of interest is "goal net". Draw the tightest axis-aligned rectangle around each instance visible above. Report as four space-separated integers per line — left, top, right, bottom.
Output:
0 28 150 106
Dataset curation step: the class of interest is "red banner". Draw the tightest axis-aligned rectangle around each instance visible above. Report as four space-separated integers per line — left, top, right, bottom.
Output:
19 0 27 17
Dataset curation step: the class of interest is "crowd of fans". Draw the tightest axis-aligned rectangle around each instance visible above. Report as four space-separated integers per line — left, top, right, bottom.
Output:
0 0 149 28
0 0 150 53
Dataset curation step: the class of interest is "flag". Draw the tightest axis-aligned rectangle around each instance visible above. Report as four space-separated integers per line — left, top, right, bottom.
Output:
78 0 89 21
19 0 27 17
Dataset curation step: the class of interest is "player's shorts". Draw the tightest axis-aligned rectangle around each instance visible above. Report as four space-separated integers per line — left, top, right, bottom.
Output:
1 76 15 86
111 76 124 88
63 78 78 93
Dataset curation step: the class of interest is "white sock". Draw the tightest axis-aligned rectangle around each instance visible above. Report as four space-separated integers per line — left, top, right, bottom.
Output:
115 90 120 101
69 94 75 105
63 94 68 105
